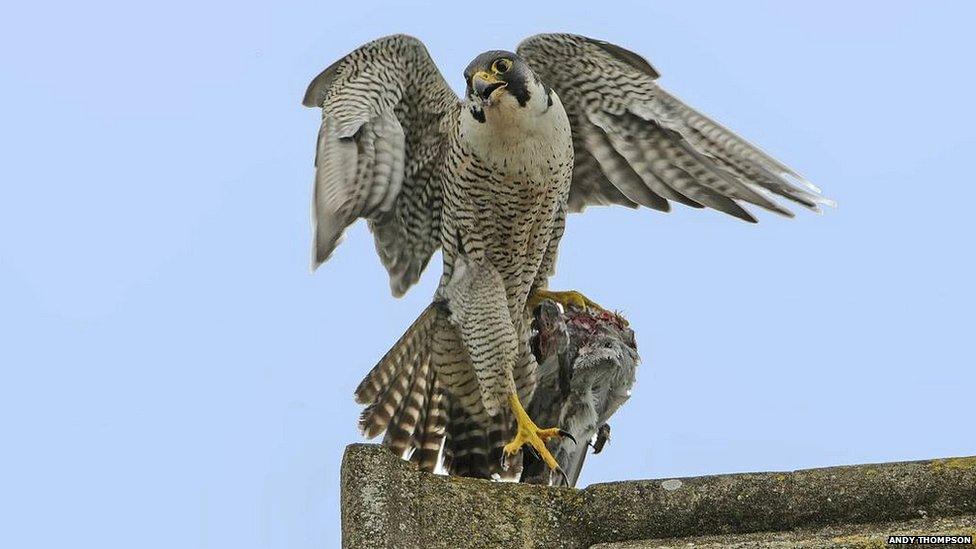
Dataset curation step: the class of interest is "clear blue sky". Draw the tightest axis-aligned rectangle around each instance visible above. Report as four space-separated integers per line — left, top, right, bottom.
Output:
3 1 974 547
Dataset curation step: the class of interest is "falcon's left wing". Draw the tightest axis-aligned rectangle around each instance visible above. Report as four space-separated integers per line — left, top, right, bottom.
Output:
517 34 832 221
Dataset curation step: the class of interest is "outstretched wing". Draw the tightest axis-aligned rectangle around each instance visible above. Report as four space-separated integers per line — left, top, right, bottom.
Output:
517 34 832 221
303 34 458 296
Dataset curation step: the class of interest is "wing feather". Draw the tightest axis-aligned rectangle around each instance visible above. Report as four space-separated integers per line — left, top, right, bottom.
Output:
517 33 832 220
580 117 671 212
304 34 458 296
567 146 640 212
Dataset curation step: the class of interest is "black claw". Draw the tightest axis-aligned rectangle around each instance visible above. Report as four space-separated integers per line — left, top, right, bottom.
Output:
559 429 577 445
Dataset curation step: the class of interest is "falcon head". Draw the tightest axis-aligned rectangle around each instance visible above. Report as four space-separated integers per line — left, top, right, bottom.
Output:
464 50 546 118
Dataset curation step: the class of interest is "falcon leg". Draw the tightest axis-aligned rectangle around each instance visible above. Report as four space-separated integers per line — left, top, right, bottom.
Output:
503 392 574 472
528 288 608 314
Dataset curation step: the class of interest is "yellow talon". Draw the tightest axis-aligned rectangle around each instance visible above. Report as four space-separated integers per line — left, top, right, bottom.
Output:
503 393 569 472
527 289 607 313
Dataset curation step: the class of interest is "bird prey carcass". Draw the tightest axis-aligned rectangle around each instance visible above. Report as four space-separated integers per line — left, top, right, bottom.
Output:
521 301 639 487
302 34 831 480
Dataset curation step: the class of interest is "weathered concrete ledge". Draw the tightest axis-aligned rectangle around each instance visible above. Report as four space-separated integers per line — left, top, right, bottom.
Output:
340 444 976 548
593 514 976 548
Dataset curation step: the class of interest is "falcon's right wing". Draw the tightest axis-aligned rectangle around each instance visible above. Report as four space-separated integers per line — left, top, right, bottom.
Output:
303 35 459 296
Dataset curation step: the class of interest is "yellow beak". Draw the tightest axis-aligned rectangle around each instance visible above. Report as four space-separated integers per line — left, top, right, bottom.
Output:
471 70 505 100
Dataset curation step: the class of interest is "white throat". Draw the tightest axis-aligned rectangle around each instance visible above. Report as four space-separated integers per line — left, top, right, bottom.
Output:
459 81 571 171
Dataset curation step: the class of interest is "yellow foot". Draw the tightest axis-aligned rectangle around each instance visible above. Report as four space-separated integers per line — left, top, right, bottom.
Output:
527 289 607 313
502 393 574 472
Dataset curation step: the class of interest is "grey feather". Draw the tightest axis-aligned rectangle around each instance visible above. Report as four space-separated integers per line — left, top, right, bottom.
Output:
586 37 660 80
518 33 833 221
568 146 640 212
302 57 343 108
522 301 639 487
304 34 457 296
580 117 671 212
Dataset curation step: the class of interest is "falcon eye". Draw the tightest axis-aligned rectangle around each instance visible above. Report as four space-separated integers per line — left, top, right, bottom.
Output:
492 58 513 74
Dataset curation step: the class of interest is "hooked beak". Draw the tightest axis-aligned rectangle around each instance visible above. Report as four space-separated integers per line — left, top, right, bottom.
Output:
471 71 506 102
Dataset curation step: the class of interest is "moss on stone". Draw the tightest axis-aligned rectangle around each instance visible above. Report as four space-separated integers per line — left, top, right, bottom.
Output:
930 456 976 471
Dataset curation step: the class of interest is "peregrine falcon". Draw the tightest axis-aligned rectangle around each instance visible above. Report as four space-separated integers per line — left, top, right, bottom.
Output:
303 34 830 479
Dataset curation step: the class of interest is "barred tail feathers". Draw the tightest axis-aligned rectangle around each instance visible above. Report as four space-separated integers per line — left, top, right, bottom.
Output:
353 293 540 479
356 304 446 466
410 376 447 472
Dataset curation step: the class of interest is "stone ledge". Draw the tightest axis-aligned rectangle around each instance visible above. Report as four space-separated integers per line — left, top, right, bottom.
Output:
593 515 976 548
340 444 976 548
